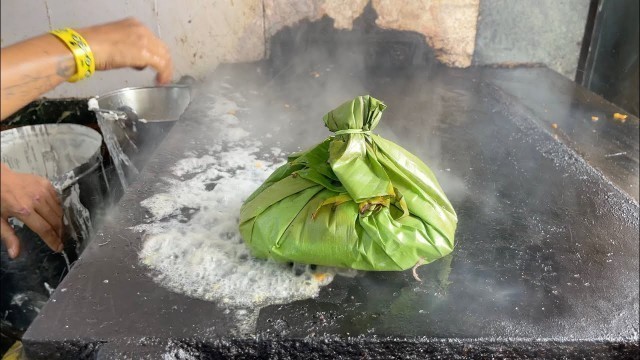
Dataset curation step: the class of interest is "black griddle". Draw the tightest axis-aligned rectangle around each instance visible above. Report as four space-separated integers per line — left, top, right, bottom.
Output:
22 62 639 358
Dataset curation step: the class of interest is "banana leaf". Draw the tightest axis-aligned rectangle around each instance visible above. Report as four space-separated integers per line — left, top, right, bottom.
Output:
239 95 457 271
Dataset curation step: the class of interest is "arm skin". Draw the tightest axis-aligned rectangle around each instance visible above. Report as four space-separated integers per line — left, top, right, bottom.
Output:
0 18 173 259
1 18 173 121
0 33 76 120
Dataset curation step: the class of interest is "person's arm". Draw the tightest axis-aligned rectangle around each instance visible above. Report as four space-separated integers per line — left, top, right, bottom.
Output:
0 18 173 259
0 33 75 120
1 17 173 121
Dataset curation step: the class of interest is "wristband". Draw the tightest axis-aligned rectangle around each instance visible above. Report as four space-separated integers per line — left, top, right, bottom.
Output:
50 28 95 82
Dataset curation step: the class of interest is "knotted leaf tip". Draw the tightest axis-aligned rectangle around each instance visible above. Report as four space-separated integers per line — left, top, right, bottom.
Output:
323 95 386 134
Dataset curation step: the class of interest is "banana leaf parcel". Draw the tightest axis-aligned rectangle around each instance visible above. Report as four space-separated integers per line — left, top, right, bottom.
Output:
239 95 457 271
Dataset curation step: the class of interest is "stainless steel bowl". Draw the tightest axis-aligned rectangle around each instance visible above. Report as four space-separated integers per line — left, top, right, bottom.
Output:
92 84 192 186
95 85 191 122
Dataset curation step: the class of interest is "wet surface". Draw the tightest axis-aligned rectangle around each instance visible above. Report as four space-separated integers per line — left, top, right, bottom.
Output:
23 64 639 358
487 67 639 202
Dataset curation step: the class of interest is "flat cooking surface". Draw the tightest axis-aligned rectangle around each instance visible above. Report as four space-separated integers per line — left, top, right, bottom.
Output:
24 65 639 358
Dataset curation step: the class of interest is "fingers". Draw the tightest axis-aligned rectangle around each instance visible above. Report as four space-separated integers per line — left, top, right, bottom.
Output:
42 180 63 232
20 210 63 253
1 218 20 259
44 179 61 205
24 177 63 244
131 21 172 83
1 167 64 258
43 193 63 228
79 18 173 84
37 194 63 240
12 177 63 253
143 37 173 84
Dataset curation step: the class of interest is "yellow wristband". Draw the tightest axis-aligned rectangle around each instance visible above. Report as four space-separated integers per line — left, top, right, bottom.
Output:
50 28 95 82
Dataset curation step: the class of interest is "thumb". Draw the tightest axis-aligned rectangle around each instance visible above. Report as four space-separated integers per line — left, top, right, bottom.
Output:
1 218 21 259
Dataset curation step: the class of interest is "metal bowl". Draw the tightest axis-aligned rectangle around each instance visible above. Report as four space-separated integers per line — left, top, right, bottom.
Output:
92 85 192 185
0 124 103 190
95 85 191 122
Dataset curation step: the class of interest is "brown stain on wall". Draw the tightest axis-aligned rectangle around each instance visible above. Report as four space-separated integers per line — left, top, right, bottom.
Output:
373 0 480 67
263 0 479 68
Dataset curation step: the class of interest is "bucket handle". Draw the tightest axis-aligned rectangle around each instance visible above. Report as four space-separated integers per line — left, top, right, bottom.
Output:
53 156 102 192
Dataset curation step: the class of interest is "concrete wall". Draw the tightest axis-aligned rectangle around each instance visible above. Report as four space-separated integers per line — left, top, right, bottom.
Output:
1 0 589 98
0 0 264 98
474 0 591 79
263 0 480 68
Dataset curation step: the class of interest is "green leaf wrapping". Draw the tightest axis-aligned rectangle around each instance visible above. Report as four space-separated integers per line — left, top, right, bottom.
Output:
239 95 457 271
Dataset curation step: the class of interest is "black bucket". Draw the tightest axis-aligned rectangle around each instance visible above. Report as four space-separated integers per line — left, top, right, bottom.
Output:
0 124 107 333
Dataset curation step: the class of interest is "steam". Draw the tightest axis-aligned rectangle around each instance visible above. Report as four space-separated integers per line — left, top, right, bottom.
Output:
133 18 470 335
132 91 341 334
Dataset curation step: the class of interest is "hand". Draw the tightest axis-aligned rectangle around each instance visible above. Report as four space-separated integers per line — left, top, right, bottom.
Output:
79 18 173 84
0 163 63 259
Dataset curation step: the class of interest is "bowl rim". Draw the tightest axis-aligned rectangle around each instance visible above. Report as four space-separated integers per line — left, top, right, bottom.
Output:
0 123 103 190
94 84 190 101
